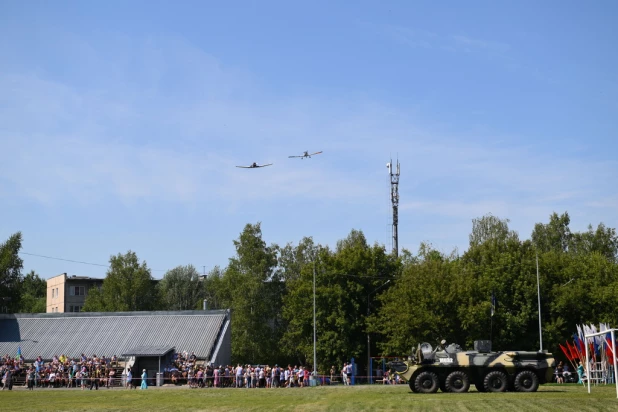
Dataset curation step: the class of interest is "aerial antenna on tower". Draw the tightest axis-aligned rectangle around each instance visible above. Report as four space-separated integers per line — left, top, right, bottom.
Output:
386 157 400 257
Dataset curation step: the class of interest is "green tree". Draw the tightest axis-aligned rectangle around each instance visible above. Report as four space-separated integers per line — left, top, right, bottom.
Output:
469 214 519 248
369 215 550 355
531 212 572 253
570 223 618 262
18 270 46 313
0 232 23 313
282 230 399 373
159 265 203 310
279 237 319 366
202 266 225 310
219 223 282 364
83 250 158 312
368 244 459 355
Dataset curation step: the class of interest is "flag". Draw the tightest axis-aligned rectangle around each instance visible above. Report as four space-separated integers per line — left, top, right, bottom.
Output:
15 346 21 360
490 291 496 317
578 338 585 355
607 337 615 359
559 343 572 361
567 341 579 362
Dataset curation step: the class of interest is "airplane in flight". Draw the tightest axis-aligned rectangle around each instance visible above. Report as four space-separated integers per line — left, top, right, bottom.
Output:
288 150 323 159
236 162 273 168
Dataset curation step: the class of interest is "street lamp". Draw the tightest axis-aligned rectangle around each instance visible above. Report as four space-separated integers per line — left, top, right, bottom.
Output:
367 280 391 384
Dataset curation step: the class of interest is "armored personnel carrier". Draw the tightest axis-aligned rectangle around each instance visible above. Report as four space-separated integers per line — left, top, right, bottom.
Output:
388 340 555 393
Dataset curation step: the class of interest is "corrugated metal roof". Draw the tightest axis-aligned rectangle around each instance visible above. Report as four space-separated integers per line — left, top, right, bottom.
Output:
122 345 175 357
0 310 228 361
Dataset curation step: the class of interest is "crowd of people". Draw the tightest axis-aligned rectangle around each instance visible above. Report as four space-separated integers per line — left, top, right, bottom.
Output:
2 350 384 390
0 352 122 390
163 352 360 388
166 361 316 388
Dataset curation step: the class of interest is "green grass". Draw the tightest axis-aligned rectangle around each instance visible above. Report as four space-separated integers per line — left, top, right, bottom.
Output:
1 383 617 411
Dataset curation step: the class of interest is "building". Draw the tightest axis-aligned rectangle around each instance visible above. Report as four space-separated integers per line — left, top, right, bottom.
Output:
46 273 104 313
0 310 232 369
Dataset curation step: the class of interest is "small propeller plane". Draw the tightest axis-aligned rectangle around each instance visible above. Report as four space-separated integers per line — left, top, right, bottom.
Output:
236 162 273 169
288 150 323 159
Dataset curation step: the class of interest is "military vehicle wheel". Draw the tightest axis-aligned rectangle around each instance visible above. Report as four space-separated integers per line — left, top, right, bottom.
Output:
484 371 508 392
445 371 470 393
409 381 418 393
414 371 439 393
514 370 539 392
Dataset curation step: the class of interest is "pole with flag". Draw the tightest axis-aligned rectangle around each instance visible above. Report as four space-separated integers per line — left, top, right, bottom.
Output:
490 291 496 342
15 346 21 360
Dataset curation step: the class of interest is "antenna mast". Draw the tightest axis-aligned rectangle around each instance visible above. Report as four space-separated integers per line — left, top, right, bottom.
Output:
387 158 400 257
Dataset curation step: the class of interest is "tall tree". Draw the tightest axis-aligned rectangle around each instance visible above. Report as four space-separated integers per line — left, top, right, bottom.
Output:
569 223 618 262
531 212 572 253
279 237 320 366
469 214 519 248
282 230 399 373
159 265 203 310
0 232 23 313
83 250 158 312
18 270 46 313
202 266 225 310
368 244 460 355
219 223 282 364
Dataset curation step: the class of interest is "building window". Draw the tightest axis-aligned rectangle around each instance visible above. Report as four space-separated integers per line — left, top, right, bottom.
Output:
52 289 55 298
70 286 86 296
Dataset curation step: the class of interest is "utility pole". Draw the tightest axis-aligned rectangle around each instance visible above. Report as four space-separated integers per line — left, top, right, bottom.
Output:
313 252 317 379
367 280 391 384
387 158 400 257
536 254 543 351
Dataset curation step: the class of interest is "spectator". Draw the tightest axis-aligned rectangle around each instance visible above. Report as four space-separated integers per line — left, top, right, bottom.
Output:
1 368 12 390
140 369 148 389
555 361 564 384
126 368 134 389
27 367 35 390
108 368 116 388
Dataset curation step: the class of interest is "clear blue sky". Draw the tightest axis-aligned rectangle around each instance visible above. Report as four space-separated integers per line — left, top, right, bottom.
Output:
1 1 617 279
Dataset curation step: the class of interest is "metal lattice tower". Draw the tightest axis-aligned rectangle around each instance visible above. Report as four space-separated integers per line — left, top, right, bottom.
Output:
387 158 400 257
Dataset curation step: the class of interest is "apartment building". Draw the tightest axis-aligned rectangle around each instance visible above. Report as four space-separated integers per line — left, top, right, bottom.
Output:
46 273 104 313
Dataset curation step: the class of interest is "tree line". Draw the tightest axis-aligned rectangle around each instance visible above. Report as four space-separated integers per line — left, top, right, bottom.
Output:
2 212 617 374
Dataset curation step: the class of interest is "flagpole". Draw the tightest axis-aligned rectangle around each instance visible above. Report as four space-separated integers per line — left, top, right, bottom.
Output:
536 254 543 352
611 329 618 398
490 315 493 343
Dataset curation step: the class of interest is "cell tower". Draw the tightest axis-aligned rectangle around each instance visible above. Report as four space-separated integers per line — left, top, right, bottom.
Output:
387 158 400 257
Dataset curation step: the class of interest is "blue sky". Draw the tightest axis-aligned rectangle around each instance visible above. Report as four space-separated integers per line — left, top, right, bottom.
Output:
1 0 617 279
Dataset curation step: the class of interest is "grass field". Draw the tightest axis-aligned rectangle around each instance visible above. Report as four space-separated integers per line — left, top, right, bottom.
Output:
1 383 617 411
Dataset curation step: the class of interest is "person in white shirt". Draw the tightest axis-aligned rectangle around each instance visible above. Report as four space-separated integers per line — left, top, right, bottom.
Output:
235 365 243 388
